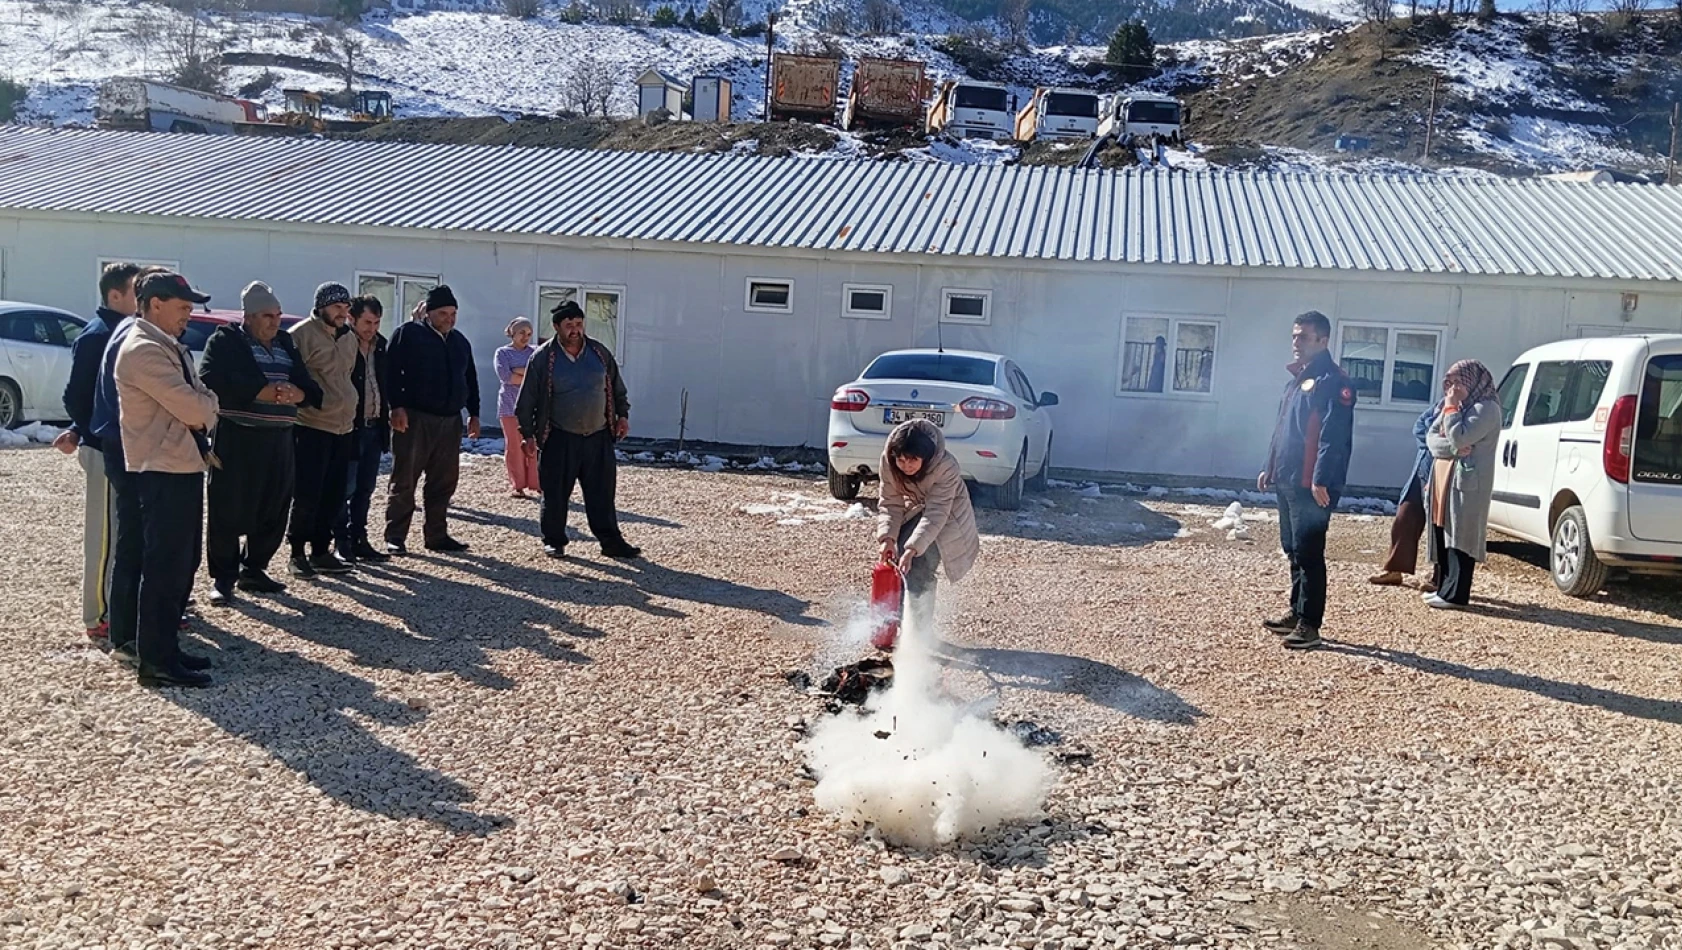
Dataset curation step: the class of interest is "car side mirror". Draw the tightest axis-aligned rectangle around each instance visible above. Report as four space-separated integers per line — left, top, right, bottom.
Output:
1038 392 1060 407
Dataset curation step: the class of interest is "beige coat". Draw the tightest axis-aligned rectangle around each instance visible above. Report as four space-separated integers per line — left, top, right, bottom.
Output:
290 316 358 435
876 420 980 582
114 317 220 474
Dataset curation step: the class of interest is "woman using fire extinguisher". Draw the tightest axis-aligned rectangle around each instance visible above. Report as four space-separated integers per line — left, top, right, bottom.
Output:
876 419 981 630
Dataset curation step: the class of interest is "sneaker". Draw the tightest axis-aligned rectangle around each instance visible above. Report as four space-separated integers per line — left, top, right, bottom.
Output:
178 616 191 631
236 571 286 595
352 540 390 563
1261 612 1300 635
207 579 235 608
601 543 642 560
1368 571 1405 586
424 537 470 553
335 544 358 565
385 541 409 557
137 662 211 689
289 554 318 579
86 621 110 643
1283 624 1323 651
308 552 354 575
1424 593 1459 610
111 641 140 667
178 652 213 672
543 543 566 559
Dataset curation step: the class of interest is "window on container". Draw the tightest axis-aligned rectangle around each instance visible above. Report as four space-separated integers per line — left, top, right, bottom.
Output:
842 284 892 320
954 86 1008 111
1118 315 1218 395
1044 92 1098 118
941 290 990 325
1523 360 1611 427
1635 355 1682 483
746 279 793 313
357 272 439 336
1335 323 1441 407
537 282 623 354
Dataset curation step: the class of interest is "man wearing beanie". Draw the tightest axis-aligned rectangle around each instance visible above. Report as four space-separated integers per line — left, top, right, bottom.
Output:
384 284 480 554
199 282 324 605
286 281 360 577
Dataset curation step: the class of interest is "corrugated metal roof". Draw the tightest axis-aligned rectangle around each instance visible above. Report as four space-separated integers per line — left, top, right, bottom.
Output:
2 126 1681 281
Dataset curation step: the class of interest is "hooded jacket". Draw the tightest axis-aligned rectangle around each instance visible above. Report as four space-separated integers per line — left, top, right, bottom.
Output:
876 419 980 583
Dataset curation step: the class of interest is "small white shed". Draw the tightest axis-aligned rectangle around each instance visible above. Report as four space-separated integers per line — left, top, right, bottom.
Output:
636 69 686 119
692 76 732 123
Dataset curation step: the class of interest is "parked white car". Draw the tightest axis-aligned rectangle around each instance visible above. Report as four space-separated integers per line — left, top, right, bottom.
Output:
1489 334 1682 595
827 349 1058 510
0 302 86 429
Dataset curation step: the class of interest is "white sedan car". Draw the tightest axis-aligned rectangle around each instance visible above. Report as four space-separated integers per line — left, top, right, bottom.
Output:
0 301 87 429
827 348 1058 510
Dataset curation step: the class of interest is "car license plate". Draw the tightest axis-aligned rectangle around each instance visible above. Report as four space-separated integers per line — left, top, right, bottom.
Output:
885 408 945 426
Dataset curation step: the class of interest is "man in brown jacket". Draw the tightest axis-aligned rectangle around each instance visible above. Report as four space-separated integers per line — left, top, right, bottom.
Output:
287 282 360 578
113 272 220 689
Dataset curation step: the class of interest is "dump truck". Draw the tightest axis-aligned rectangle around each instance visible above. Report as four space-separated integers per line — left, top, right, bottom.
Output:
1096 92 1185 147
840 57 926 131
768 53 840 123
926 79 1014 141
1013 86 1101 143
96 78 261 135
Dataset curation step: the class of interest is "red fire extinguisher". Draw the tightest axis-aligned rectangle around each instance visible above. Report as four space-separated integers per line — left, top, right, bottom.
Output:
869 561 904 652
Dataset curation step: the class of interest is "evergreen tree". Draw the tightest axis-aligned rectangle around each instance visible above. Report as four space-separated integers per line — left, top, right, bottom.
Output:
1106 20 1156 83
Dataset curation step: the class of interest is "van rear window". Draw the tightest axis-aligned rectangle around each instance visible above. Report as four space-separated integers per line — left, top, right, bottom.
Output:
1634 355 1682 484
1523 360 1609 427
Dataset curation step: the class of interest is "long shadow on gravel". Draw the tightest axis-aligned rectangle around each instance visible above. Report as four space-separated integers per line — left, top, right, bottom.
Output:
1472 596 1682 647
932 643 1206 725
174 620 507 835
232 566 600 690
1336 643 1682 725
450 504 683 532
580 558 824 626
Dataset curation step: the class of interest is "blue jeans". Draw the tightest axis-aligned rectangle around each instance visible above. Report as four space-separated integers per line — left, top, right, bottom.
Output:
1276 485 1338 629
337 424 386 551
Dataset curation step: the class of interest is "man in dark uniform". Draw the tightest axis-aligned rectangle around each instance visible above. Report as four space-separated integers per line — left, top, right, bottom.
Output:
1258 310 1355 651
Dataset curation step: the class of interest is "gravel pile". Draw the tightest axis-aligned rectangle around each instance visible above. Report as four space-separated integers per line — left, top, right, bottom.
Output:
2 446 1681 950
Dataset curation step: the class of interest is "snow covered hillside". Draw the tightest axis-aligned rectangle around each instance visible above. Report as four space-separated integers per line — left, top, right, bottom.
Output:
1 0 1675 177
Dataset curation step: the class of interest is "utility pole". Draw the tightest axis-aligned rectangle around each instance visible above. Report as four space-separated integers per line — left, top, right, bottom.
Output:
764 13 776 121
1669 102 1679 185
1423 77 1440 162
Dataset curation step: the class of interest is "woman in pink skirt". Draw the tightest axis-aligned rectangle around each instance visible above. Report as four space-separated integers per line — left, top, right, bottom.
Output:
495 317 541 497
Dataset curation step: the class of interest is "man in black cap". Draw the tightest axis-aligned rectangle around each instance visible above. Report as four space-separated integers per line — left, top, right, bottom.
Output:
287 281 360 578
113 272 220 688
384 285 480 554
516 301 638 560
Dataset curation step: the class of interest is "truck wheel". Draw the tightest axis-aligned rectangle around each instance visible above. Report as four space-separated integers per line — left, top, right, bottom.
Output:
828 463 861 502
1551 505 1609 597
990 444 1025 511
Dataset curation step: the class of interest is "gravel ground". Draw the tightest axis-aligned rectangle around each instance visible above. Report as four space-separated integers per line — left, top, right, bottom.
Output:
3 445 1681 950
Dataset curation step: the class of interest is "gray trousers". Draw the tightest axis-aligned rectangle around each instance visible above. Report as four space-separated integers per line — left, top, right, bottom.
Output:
78 445 115 630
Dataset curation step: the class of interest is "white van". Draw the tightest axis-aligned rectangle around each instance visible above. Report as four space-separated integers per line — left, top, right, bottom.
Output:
1489 334 1682 596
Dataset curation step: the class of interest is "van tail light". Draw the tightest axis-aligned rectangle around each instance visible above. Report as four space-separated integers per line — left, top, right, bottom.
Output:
1604 395 1637 484
831 389 870 412
959 397 1017 420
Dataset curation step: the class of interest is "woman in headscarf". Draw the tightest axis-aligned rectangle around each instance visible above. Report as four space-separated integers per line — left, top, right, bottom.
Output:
876 419 980 629
1423 360 1503 608
495 317 541 497
1370 399 1443 586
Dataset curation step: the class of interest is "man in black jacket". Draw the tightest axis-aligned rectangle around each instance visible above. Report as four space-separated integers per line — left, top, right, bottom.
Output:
383 285 480 554
515 301 638 560
336 296 391 563
198 282 324 605
53 262 141 643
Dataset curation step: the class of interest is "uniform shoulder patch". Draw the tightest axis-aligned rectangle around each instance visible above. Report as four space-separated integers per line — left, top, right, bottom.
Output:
1338 385 1356 406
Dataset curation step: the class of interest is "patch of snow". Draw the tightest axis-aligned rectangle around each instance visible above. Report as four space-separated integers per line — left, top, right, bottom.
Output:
0 422 64 448
743 492 868 523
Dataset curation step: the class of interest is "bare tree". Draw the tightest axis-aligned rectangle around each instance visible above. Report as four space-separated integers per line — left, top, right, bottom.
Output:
1346 0 1395 56
599 0 643 24
1608 0 1650 18
1003 0 1031 48
1562 0 1590 20
860 0 902 34
164 5 225 93
564 56 621 116
1535 0 1558 18
504 0 542 17
708 0 740 29
336 34 363 95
